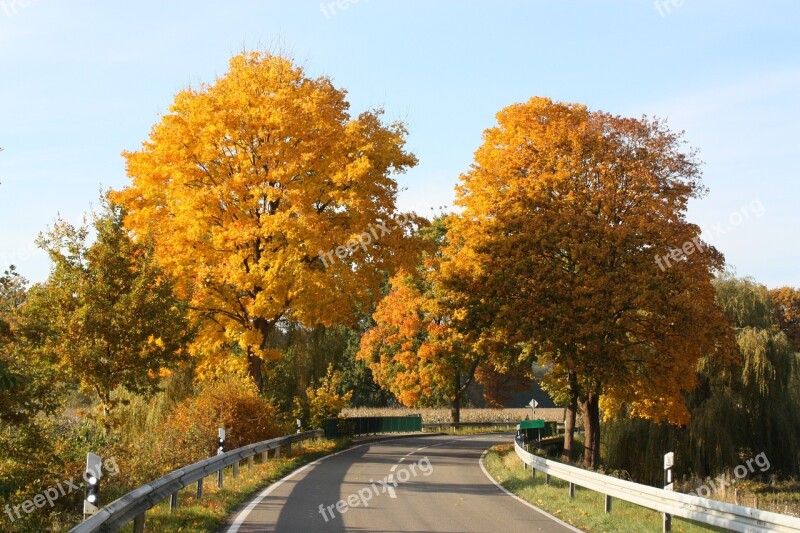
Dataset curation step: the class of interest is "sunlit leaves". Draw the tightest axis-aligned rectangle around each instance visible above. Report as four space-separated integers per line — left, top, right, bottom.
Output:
442 97 730 442
113 52 421 388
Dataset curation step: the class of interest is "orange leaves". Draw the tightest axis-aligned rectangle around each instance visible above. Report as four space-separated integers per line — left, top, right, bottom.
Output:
357 270 464 408
443 96 730 428
112 52 420 387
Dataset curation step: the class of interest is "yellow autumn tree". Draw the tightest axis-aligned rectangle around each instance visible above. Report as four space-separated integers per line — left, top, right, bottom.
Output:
112 52 421 390
358 218 514 423
358 269 482 423
442 97 731 466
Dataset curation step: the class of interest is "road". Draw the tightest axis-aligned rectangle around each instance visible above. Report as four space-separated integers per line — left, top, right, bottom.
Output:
222 433 582 533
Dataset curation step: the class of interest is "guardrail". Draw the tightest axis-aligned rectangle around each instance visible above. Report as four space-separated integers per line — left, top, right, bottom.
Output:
69 429 323 533
514 438 800 533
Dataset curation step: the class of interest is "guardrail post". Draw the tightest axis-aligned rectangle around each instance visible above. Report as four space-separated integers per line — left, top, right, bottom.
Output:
531 466 536 479
663 452 674 533
545 473 551 486
248 456 254 469
233 460 239 478
170 491 178 512
287 442 292 458
133 513 145 533
262 450 269 462
196 477 203 500
275 445 281 459
569 482 575 499
217 468 223 488
605 494 612 514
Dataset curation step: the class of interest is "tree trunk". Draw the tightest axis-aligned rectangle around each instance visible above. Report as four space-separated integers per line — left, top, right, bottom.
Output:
249 317 277 394
582 389 601 468
247 347 265 393
562 373 578 462
451 372 461 424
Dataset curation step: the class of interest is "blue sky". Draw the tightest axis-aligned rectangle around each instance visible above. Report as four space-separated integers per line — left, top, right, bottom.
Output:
1 1 798 286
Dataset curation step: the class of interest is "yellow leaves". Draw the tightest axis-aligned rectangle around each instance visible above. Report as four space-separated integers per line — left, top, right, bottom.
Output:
112 52 420 385
146 335 165 349
296 365 353 428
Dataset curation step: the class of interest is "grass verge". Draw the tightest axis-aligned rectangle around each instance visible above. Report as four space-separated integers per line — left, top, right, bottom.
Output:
118 438 348 533
483 443 726 533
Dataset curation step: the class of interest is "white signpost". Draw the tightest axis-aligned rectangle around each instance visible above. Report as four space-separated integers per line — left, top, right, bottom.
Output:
84 452 103 517
663 452 674 533
217 428 226 455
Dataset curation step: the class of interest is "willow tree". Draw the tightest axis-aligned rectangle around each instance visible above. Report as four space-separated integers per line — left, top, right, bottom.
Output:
113 52 420 391
603 275 800 482
442 97 729 466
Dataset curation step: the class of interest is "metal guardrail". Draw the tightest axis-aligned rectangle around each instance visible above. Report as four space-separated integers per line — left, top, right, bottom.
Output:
514 439 800 533
69 429 323 533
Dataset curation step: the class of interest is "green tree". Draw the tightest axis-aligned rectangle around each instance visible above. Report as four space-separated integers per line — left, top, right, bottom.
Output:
0 266 62 424
33 199 193 418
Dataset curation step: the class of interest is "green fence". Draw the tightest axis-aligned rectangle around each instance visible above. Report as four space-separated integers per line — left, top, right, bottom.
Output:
517 419 558 443
324 415 423 439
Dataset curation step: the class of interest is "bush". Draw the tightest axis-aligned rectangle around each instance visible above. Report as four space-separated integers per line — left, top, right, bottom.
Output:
117 375 288 484
293 365 352 429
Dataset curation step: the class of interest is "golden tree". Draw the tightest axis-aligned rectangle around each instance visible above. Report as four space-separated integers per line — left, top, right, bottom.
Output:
113 52 420 390
358 218 518 423
358 268 483 423
442 97 729 466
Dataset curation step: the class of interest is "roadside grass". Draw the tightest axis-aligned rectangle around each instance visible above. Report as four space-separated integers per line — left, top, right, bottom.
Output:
118 439 347 533
483 443 726 533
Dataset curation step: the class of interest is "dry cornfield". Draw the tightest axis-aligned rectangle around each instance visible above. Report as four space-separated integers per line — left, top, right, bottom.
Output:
341 407 565 423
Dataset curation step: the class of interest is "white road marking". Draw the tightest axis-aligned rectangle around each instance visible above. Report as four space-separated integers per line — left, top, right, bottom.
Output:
390 464 398 472
227 434 444 531
478 448 584 533
225 442 372 533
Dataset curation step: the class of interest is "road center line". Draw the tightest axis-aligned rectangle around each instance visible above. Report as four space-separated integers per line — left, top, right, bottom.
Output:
386 475 397 498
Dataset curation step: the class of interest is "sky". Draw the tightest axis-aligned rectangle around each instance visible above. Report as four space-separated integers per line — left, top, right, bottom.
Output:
1 1 798 287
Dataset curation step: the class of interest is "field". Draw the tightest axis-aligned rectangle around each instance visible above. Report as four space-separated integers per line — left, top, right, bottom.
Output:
341 406 566 423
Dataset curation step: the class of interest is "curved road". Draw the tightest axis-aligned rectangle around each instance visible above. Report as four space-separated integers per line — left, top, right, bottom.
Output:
222 434 581 533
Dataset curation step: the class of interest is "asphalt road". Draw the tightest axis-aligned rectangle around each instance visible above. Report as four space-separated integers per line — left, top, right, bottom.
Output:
222 433 582 533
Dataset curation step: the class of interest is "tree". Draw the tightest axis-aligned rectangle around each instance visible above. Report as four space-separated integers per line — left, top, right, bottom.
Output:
33 200 193 417
358 269 480 422
292 364 353 429
770 286 800 352
113 52 421 391
359 217 508 423
603 275 800 483
0 266 24 396
442 97 729 466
